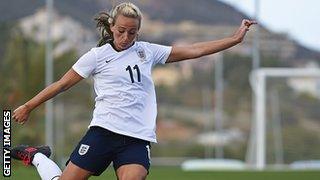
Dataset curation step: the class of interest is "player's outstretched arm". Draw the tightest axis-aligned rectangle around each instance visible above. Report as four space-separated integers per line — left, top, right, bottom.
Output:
166 19 257 63
12 69 83 124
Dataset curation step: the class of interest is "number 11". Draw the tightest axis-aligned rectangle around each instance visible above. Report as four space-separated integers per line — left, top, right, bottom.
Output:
126 65 141 83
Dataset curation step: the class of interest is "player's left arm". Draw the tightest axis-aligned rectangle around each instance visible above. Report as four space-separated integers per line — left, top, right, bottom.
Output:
166 19 256 63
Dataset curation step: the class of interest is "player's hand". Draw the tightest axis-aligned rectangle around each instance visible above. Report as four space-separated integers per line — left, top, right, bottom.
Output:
233 19 257 43
12 104 31 125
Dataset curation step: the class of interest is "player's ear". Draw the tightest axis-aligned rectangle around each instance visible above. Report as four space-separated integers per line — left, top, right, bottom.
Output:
110 25 115 33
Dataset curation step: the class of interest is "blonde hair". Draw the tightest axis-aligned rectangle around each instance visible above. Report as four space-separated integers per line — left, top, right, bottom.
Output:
95 2 142 47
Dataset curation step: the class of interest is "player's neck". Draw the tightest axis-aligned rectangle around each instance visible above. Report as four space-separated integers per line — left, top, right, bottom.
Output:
110 41 135 52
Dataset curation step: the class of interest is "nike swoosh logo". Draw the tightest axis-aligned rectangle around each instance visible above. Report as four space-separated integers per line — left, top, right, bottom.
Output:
106 60 111 63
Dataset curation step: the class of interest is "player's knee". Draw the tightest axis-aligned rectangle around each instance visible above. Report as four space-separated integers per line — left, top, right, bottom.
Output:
118 174 147 180
117 169 147 180
59 161 92 180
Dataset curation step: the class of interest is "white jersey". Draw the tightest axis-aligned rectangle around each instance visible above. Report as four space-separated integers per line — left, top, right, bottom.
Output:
72 41 172 143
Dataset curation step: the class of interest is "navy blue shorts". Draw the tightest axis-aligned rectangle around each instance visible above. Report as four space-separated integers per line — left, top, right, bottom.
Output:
67 126 151 176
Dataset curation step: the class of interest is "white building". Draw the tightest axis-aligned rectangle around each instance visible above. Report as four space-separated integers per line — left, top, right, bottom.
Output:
19 8 96 56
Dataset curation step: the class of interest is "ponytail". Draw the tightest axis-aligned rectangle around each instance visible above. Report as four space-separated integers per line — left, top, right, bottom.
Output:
94 12 113 47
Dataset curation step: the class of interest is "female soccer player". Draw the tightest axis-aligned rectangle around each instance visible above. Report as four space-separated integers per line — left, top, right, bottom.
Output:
12 2 256 180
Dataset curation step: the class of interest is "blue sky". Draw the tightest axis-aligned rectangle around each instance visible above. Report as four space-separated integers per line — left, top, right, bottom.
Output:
219 0 320 51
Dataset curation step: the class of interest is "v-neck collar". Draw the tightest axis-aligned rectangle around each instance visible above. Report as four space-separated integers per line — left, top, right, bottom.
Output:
109 41 136 53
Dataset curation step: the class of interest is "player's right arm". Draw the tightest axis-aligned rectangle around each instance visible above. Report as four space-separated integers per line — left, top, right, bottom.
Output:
13 68 83 124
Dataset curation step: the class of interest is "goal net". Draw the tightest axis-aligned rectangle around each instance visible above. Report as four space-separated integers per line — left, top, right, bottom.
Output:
247 68 320 170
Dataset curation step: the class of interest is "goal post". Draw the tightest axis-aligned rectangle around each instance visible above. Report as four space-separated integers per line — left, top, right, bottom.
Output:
249 68 320 170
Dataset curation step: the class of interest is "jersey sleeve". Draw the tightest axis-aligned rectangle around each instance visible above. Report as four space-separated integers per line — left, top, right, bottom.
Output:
72 49 97 78
148 43 172 65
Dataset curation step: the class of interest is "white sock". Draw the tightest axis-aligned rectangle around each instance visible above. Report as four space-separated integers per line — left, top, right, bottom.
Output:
32 153 62 180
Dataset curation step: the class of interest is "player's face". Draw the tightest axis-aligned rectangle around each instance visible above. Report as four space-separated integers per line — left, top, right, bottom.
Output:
111 14 140 51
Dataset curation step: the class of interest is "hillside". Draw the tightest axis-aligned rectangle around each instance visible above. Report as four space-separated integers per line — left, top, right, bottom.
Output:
1 0 319 61
1 0 247 26
0 0 44 22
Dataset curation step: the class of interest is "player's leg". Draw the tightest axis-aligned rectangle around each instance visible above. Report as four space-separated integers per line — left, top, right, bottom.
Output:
59 161 92 180
116 164 148 180
11 145 62 180
113 137 151 180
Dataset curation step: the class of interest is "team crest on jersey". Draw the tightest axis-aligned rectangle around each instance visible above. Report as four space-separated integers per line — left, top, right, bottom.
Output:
78 144 90 155
136 47 146 62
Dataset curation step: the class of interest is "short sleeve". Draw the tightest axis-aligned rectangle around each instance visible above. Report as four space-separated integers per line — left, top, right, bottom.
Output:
148 43 172 65
72 49 97 78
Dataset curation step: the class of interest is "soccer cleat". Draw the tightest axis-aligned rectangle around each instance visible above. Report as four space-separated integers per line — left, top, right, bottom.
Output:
11 145 51 166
